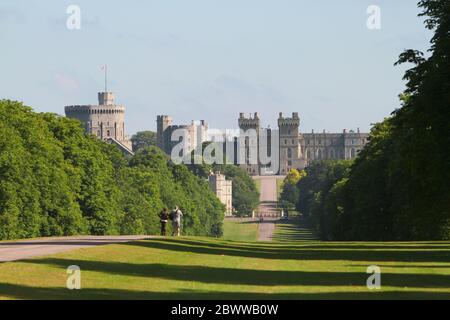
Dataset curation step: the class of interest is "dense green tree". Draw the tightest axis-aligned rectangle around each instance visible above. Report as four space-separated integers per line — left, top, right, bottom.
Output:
131 131 157 152
290 0 450 241
294 161 352 239
338 0 450 240
280 169 305 206
0 101 224 239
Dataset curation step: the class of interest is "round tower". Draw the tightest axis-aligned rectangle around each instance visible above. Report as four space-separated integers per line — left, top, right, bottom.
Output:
64 92 128 144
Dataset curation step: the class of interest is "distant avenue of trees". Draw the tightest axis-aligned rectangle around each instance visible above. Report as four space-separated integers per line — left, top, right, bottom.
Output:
0 101 224 240
281 0 450 241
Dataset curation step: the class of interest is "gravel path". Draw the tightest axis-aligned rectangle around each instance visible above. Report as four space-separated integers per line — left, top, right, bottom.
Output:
0 235 149 262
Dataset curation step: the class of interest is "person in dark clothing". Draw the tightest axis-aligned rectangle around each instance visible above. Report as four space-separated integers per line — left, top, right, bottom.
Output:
159 208 169 236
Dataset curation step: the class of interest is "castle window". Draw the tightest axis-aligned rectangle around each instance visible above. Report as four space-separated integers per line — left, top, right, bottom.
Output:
318 139 322 145
107 130 110 137
288 129 291 135
284 139 287 145
351 148 356 158
288 160 292 166
287 148 292 158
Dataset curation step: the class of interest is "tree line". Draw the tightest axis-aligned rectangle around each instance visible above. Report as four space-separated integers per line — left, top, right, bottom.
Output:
0 101 224 240
281 0 449 241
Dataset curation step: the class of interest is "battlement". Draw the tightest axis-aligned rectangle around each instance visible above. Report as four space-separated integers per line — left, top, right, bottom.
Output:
278 112 300 127
98 92 115 105
64 105 125 115
238 112 260 129
157 115 173 124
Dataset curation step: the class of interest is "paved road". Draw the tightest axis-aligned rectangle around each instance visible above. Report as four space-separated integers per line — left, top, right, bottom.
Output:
254 176 280 202
253 176 285 241
0 236 149 262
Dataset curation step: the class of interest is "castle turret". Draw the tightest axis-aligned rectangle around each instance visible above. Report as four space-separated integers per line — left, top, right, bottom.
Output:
156 115 173 153
238 112 260 130
238 112 261 175
278 112 304 174
98 92 115 105
64 91 132 154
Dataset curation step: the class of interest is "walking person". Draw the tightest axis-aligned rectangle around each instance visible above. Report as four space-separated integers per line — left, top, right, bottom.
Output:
171 206 183 237
159 208 169 236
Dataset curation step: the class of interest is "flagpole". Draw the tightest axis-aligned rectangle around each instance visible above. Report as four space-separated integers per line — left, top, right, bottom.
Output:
104 64 108 92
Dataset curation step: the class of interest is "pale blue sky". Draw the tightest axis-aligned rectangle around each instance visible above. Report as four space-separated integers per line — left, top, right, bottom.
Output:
0 0 431 134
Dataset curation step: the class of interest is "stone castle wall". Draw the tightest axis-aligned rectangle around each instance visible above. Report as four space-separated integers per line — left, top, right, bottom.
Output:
238 112 369 175
65 92 132 152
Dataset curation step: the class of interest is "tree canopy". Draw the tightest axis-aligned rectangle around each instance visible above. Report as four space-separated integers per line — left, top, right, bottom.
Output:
285 0 450 241
131 131 157 152
0 101 224 239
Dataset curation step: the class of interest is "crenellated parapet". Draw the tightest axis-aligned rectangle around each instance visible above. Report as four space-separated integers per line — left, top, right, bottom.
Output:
278 112 300 127
64 105 125 115
238 112 260 130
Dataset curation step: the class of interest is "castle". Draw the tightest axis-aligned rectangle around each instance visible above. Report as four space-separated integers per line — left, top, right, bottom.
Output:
238 112 369 175
156 112 369 176
65 92 133 154
157 115 209 155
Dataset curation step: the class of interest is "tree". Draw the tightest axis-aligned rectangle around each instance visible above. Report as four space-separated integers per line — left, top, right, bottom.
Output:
292 0 450 241
0 101 224 239
280 169 305 206
294 161 352 239
131 131 157 152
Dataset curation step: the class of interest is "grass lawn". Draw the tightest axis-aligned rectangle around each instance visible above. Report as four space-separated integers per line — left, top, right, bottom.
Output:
223 219 258 242
0 220 449 300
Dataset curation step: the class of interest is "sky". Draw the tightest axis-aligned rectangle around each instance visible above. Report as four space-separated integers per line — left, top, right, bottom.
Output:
0 0 432 135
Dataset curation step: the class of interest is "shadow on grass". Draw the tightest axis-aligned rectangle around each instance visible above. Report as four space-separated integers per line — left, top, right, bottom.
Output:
125 238 450 263
19 257 450 289
272 220 318 241
1 282 450 300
